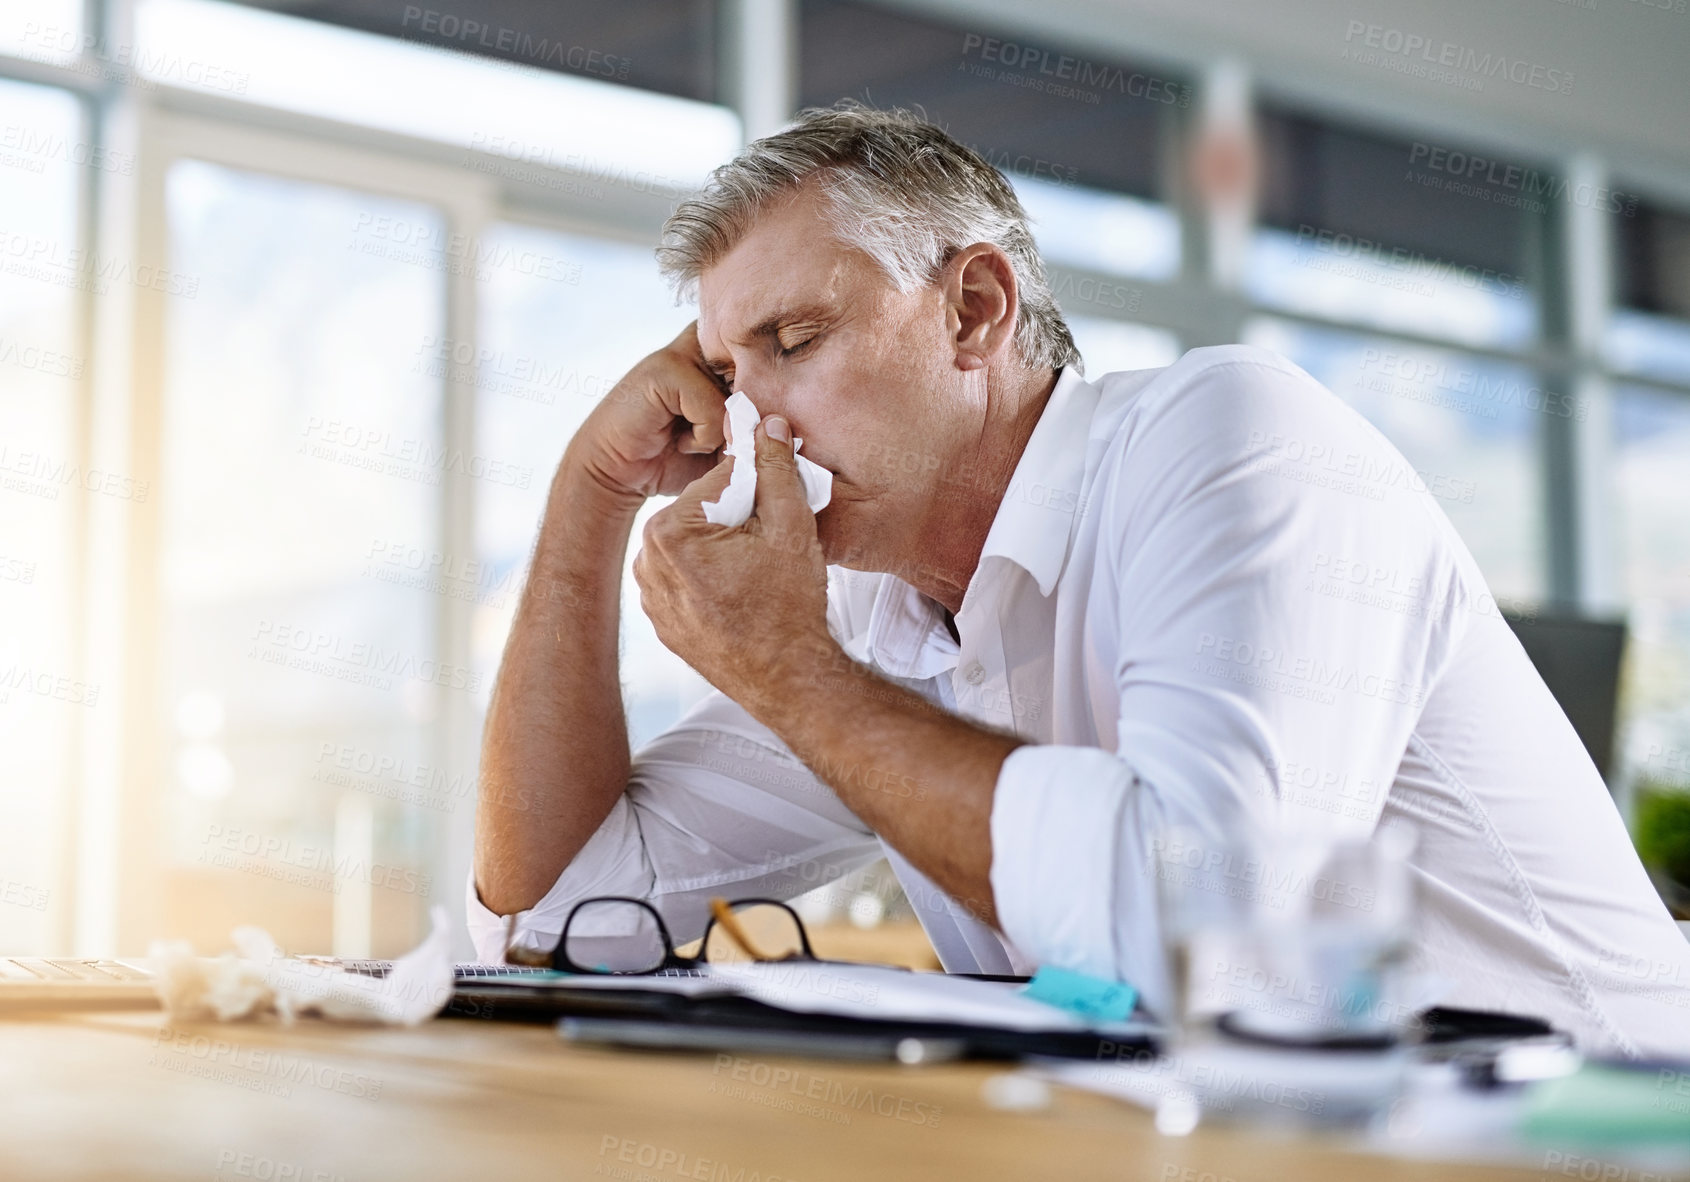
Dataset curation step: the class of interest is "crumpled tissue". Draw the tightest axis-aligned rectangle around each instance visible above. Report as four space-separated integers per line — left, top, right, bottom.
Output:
146 904 455 1025
701 391 833 527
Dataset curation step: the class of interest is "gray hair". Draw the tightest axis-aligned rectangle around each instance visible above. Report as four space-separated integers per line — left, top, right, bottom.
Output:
655 102 1081 374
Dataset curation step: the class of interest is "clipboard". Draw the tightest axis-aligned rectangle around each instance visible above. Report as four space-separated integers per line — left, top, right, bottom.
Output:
444 975 1161 1061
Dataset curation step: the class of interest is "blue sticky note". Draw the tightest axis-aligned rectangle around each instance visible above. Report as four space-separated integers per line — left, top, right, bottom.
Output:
1022 965 1138 1022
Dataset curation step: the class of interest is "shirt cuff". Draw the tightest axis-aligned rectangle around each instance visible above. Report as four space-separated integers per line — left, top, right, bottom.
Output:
464 872 535 965
463 797 655 965
988 744 1171 1014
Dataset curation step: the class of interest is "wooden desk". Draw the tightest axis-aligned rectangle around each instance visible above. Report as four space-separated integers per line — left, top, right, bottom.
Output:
0 1009 1566 1182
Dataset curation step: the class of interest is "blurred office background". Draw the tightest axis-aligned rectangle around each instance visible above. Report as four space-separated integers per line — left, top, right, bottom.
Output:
2 0 1689 959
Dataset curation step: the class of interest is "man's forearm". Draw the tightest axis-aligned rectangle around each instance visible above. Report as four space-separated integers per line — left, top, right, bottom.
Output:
474 451 643 916
742 639 1024 928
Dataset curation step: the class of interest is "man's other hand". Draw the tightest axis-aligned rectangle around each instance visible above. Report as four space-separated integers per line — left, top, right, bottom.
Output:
573 321 732 506
633 414 836 712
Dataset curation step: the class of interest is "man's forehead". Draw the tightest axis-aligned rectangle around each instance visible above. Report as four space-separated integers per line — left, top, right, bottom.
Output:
696 243 850 360
695 183 884 359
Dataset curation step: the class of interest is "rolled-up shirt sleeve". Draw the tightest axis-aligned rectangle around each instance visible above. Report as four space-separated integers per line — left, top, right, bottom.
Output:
466 686 884 965
987 352 1470 1017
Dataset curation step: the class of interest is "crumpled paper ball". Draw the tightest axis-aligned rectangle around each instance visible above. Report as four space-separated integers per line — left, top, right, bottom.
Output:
146 904 455 1025
701 391 834 527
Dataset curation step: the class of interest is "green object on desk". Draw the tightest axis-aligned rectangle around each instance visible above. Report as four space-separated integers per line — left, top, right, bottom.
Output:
1022 966 1138 1023
1520 1063 1690 1144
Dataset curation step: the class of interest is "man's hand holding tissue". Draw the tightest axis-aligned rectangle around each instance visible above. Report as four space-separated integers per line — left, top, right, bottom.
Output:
632 413 836 719
634 414 1025 931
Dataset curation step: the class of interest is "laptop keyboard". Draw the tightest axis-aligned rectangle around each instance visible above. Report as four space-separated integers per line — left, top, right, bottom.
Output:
0 958 151 982
311 959 709 980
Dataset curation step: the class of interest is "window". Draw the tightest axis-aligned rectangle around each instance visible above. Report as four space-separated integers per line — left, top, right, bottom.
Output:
1609 200 1690 386
1245 318 1546 603
471 224 701 751
0 78 84 952
1250 107 1542 348
1613 386 1690 794
0 1 82 62
158 160 447 955
135 0 739 189
1017 178 1180 282
224 0 720 101
1066 317 1181 376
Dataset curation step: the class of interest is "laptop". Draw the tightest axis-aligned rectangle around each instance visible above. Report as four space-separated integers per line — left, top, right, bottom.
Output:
0 954 567 1011
0 957 158 1009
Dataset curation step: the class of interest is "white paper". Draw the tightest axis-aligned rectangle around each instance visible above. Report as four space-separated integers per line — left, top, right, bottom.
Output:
512 972 737 998
701 391 834 527
704 961 1100 1032
147 904 456 1025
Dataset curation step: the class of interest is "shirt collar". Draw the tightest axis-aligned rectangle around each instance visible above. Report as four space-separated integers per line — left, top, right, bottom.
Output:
974 364 1097 598
851 365 1098 678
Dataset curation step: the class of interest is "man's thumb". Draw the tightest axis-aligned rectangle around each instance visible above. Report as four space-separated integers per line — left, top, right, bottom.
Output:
751 415 809 523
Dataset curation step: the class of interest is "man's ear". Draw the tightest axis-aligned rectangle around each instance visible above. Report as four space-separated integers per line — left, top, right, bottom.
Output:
943 243 1020 373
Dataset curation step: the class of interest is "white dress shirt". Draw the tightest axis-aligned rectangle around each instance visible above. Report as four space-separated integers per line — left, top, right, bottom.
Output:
468 345 1690 1057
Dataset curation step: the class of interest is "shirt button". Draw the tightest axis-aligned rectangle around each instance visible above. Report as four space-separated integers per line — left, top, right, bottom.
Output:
963 662 985 685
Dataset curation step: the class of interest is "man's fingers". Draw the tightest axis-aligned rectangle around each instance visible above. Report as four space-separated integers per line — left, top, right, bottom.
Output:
751 416 815 535
669 453 737 524
676 381 728 453
660 321 729 454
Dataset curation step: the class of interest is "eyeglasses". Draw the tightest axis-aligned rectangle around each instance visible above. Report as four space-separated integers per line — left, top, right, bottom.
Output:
514 895 819 976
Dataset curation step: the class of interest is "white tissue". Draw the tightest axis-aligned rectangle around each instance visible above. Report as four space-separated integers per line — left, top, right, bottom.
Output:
146 904 456 1026
701 391 834 527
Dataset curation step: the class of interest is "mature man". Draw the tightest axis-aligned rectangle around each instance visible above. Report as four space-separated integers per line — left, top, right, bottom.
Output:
470 105 1690 1055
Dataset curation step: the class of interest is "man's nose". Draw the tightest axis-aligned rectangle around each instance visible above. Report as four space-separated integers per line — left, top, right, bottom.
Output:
731 373 793 425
